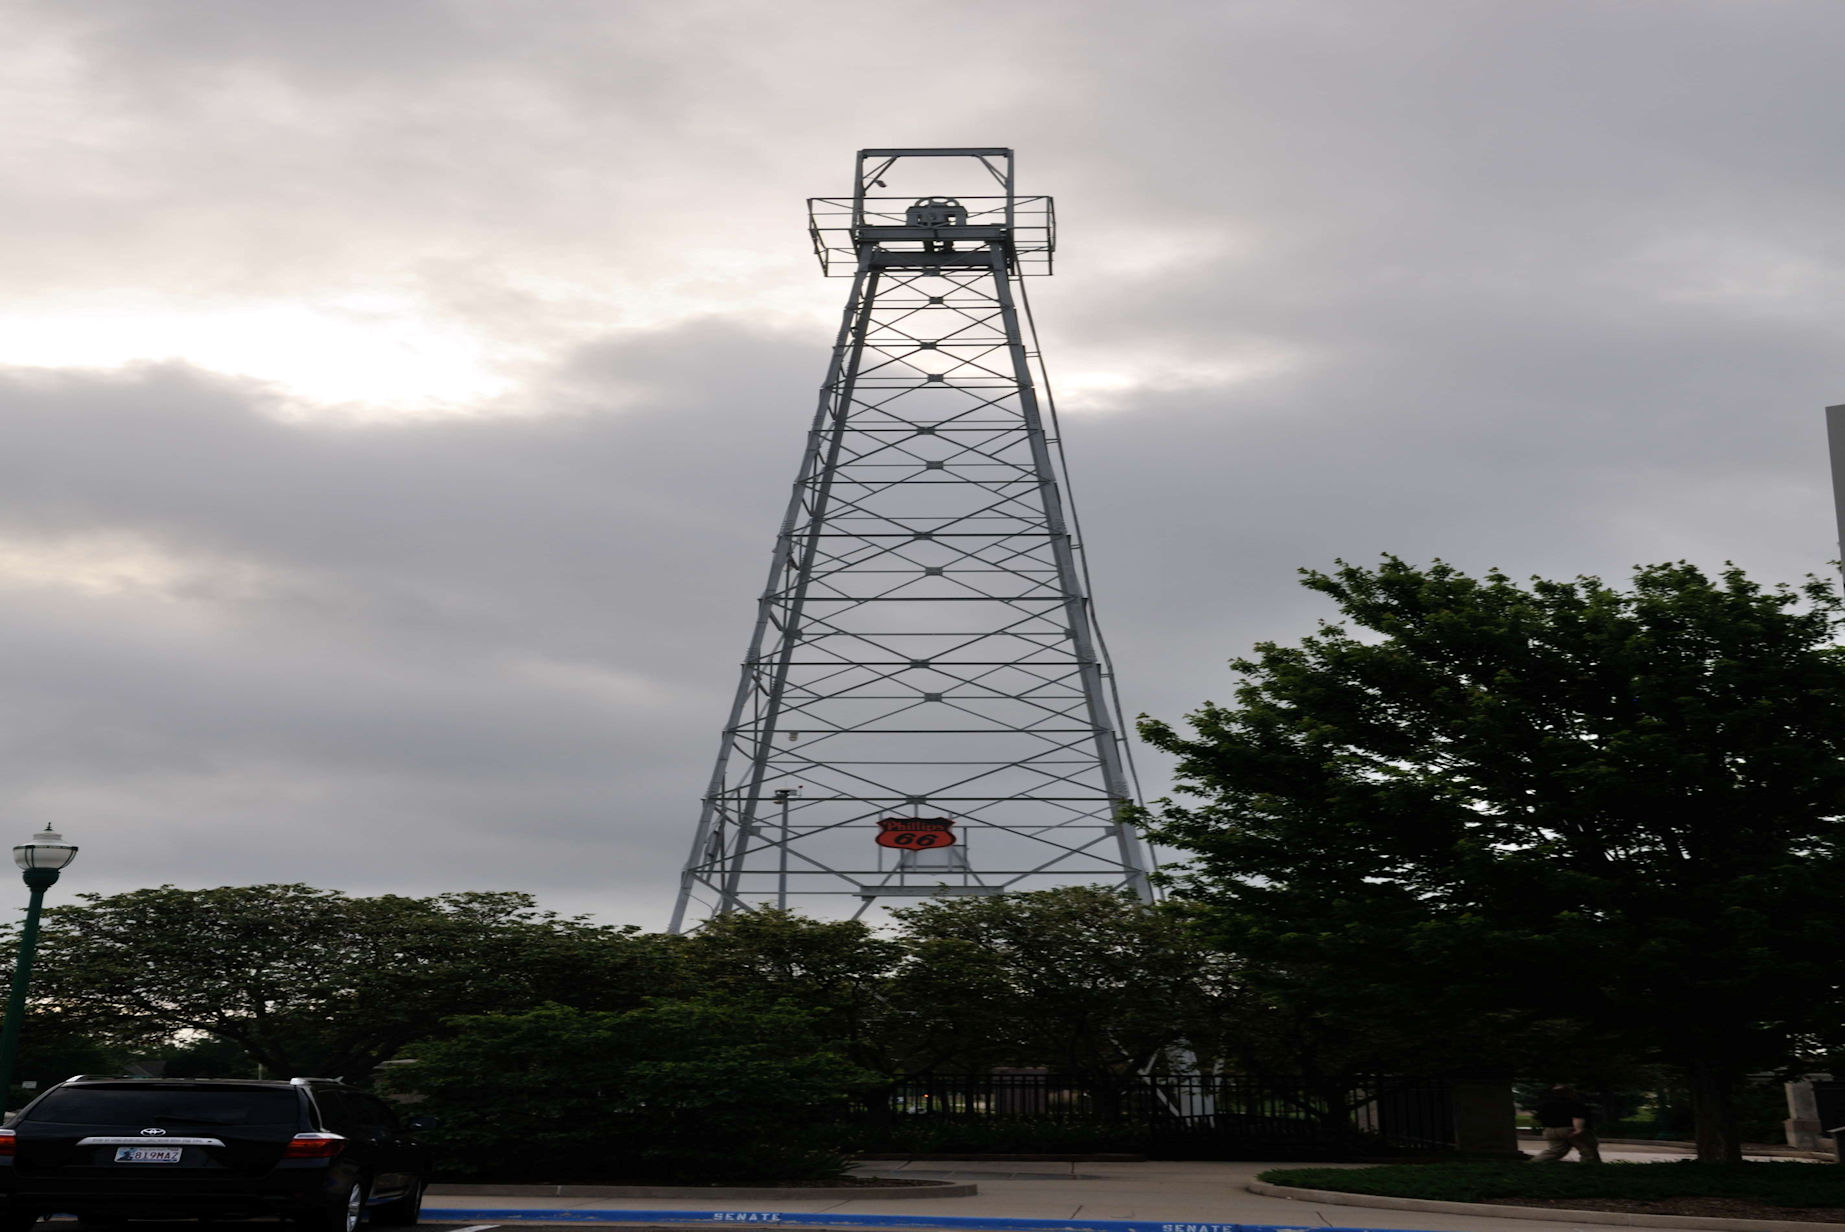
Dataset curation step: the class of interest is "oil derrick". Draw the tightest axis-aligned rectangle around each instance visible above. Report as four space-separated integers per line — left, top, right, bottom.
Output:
670 149 1153 929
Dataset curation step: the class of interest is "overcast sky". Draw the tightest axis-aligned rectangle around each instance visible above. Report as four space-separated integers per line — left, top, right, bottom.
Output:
3 0 1841 928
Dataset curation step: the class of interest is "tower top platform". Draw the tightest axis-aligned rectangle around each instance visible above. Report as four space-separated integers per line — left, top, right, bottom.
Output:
808 146 1054 277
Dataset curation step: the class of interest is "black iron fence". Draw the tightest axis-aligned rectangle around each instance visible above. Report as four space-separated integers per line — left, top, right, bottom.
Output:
867 1073 1455 1156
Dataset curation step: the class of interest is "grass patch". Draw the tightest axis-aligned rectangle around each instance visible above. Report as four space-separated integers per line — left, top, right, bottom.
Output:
1258 1162 1845 1209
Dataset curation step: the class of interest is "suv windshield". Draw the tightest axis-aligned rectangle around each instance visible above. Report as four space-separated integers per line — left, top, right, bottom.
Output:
24 1087 301 1127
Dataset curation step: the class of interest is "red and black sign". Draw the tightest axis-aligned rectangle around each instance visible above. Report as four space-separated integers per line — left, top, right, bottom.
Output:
875 817 957 850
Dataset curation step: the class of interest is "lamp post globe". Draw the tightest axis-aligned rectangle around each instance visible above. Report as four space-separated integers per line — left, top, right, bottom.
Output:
13 826 78 885
0 826 77 1108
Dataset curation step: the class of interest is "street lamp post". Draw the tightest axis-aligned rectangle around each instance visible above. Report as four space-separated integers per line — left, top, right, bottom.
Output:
0 827 78 1106
773 788 797 911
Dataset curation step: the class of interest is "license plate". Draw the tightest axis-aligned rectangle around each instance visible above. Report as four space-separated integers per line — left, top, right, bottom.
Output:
114 1146 183 1163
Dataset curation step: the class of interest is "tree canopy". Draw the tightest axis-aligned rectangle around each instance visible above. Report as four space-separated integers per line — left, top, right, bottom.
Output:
885 886 1232 1077
13 883 1230 1084
672 909 900 1070
21 884 672 1078
1141 557 1845 1162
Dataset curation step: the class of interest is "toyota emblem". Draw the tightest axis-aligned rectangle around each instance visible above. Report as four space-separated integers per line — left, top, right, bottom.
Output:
140 1128 166 1136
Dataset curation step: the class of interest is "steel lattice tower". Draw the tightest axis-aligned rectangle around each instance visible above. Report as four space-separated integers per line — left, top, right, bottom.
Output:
670 148 1153 930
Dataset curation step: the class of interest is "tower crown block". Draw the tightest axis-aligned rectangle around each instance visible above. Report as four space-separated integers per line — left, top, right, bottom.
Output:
808 147 1055 277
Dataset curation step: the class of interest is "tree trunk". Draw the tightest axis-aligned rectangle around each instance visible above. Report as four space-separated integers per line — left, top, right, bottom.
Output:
1687 1061 1742 1164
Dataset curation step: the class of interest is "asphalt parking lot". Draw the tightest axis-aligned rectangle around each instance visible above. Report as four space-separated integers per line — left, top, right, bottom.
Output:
21 1148 1836 1232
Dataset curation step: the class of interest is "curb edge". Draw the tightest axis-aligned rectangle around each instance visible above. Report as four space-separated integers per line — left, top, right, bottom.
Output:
1247 1180 1845 1232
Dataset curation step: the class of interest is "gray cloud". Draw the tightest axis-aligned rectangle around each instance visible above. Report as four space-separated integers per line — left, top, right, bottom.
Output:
2 0 1842 924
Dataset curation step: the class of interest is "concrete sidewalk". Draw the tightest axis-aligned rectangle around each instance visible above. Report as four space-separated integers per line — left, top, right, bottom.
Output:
423 1158 1674 1232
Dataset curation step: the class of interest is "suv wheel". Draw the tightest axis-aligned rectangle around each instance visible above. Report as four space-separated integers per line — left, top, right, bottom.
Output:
299 1180 365 1232
370 1181 424 1227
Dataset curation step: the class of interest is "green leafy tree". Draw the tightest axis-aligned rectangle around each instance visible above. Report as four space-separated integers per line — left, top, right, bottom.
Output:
12 1029 125 1095
886 886 1234 1076
20 884 675 1079
672 909 899 1068
875 932 1018 1074
385 998 874 1183
1141 558 1845 1162
153 1034 262 1079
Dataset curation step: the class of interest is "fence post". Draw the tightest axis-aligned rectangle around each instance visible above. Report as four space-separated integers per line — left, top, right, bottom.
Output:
1784 1078 1825 1151
1449 1080 1520 1156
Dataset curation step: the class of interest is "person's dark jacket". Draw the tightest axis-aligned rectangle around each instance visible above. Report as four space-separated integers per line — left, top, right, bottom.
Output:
1533 1095 1592 1130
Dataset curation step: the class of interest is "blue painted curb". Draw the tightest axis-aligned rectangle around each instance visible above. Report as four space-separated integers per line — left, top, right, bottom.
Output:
424 1208 1430 1232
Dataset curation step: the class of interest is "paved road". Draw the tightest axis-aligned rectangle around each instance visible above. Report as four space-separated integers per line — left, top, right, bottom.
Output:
36 1152 1820 1232
417 1158 1706 1232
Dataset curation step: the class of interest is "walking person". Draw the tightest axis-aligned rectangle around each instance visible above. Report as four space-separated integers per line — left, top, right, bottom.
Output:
1531 1084 1601 1163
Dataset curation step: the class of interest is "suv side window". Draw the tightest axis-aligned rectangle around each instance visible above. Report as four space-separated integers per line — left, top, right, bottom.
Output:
309 1089 355 1134
348 1094 401 1137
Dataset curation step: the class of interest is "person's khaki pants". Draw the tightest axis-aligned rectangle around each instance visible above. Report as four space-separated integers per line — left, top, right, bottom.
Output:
1534 1126 1602 1163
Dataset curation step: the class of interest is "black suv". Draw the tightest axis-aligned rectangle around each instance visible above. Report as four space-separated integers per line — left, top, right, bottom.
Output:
0 1076 431 1231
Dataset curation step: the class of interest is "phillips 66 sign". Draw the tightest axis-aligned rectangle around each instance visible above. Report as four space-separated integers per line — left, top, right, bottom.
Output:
875 817 957 850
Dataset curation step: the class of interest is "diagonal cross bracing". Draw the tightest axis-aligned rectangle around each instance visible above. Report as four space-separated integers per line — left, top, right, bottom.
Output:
670 149 1153 928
